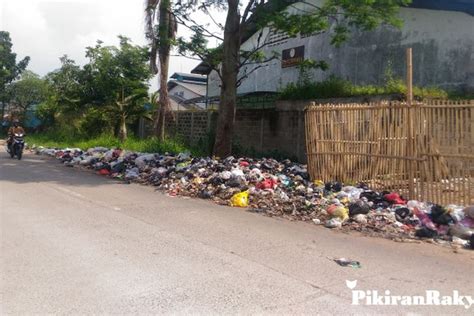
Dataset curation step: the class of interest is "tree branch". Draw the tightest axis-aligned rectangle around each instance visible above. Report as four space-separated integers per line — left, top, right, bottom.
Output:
170 54 203 61
200 3 225 31
241 0 257 24
237 31 276 68
237 63 272 87
174 12 224 41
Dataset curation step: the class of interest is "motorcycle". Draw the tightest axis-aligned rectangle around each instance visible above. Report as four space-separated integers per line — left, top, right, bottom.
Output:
8 133 25 160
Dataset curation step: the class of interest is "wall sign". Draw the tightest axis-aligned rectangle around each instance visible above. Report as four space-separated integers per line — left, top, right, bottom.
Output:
281 46 304 68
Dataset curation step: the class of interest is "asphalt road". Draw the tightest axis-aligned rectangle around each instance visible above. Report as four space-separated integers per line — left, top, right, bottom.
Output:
1 148 473 314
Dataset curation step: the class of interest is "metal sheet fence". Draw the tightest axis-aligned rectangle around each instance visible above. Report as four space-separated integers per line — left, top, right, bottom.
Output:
305 100 474 205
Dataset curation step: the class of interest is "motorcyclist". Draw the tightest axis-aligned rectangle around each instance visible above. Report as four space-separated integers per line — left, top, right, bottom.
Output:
7 119 25 152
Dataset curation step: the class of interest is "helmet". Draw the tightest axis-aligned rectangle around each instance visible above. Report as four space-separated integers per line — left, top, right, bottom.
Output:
13 119 19 127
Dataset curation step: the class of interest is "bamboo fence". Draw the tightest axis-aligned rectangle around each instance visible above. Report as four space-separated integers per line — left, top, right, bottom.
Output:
305 100 474 205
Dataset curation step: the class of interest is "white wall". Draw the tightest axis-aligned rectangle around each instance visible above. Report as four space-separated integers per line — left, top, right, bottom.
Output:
169 84 201 100
207 2 474 96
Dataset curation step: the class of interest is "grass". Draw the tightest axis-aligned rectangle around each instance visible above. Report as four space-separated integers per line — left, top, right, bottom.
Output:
279 76 449 100
27 133 203 156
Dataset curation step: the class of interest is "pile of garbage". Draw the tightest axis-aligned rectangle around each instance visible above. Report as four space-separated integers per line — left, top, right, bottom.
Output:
33 145 474 249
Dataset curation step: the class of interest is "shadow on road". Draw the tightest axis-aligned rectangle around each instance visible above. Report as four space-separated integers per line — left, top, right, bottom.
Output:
0 150 124 187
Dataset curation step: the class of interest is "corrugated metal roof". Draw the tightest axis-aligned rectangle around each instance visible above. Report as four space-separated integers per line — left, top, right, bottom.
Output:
170 72 207 83
410 0 474 16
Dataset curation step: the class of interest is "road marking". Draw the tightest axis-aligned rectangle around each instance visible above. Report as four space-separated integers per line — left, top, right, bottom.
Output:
54 186 84 198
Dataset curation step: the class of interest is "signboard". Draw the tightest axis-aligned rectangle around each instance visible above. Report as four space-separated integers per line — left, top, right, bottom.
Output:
281 46 304 68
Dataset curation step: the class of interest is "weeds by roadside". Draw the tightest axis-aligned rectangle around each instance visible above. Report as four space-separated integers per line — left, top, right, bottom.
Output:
27 133 205 156
279 76 449 100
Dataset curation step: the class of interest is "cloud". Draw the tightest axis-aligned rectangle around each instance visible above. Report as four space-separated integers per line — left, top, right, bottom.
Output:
38 1 101 43
2 0 201 90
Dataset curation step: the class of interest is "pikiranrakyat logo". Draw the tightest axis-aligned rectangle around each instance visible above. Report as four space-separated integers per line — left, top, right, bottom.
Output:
346 280 473 309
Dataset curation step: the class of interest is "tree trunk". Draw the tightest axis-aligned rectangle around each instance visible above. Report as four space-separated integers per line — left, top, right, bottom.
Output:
213 0 240 158
153 0 173 141
155 55 170 141
119 113 127 142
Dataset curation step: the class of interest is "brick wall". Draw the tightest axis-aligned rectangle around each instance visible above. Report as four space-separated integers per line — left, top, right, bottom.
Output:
165 111 216 145
145 104 308 162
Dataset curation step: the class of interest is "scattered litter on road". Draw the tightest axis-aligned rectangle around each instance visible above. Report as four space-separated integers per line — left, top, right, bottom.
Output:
332 257 362 268
31 145 474 249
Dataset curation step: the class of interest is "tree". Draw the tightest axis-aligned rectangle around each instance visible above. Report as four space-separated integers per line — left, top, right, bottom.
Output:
39 37 153 139
109 88 149 142
45 55 83 113
35 56 81 129
145 0 177 141
82 37 152 140
175 0 411 157
6 71 48 120
0 31 30 121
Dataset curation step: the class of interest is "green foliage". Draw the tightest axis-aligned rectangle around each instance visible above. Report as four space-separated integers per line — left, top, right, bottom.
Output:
35 99 59 127
38 36 153 139
27 133 201 156
279 76 448 100
297 60 329 86
0 31 30 96
447 91 474 100
78 107 111 137
6 71 48 118
44 55 83 113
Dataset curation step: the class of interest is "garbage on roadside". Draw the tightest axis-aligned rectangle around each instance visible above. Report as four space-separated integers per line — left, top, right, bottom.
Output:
230 190 249 207
32 145 474 249
333 257 362 268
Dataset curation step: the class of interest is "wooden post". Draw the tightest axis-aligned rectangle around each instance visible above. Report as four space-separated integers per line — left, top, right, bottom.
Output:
406 48 415 199
407 48 413 106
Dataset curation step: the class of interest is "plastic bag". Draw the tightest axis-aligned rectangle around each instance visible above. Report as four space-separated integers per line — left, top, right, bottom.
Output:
256 178 278 190
327 204 349 221
314 180 325 187
230 190 249 207
97 168 111 176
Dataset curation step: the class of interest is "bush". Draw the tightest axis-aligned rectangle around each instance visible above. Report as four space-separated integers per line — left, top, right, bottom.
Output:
278 76 449 100
27 133 202 156
79 108 111 138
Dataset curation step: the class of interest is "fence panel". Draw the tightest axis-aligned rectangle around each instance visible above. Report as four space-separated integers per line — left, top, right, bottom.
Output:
305 100 474 205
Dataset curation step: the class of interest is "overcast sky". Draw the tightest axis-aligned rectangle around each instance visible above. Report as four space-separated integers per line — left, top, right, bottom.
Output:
1 0 210 90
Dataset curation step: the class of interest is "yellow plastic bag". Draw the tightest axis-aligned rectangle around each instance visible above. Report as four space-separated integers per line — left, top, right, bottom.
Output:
332 206 349 221
314 180 325 187
230 190 249 207
327 204 349 221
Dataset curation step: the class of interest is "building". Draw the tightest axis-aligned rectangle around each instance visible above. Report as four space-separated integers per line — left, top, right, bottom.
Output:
193 0 474 98
167 72 207 110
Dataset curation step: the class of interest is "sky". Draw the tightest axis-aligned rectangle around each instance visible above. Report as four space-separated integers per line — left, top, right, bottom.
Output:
1 0 212 90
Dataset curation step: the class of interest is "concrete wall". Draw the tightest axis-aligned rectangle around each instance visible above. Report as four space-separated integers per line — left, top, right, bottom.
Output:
207 1 474 97
156 105 307 161
233 107 306 161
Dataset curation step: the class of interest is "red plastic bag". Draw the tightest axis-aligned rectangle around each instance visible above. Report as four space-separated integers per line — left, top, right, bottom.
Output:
239 161 250 167
384 192 406 205
97 168 110 176
256 178 278 190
